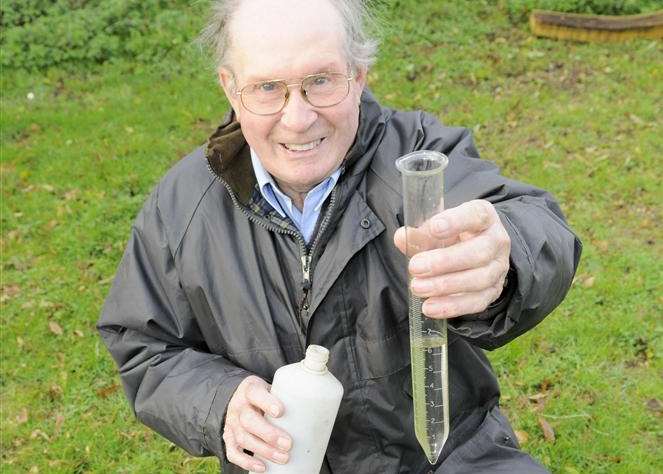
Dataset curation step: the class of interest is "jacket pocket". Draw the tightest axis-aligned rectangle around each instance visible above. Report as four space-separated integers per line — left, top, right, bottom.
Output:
354 319 411 380
439 405 522 471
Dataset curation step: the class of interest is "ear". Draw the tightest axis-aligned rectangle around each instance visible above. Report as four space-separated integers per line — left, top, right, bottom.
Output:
218 67 242 120
351 66 368 103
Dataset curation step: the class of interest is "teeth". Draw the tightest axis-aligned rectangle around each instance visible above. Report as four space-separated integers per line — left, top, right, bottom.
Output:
284 139 322 151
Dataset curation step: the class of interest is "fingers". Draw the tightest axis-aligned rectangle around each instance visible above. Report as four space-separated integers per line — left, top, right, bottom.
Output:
394 225 457 257
393 199 511 320
409 232 501 276
224 376 292 472
245 378 285 418
239 404 292 452
424 200 496 239
411 259 508 298
232 423 290 466
420 281 505 319
224 429 267 473
394 200 497 257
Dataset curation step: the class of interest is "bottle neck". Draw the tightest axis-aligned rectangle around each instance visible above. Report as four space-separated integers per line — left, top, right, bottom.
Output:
302 359 328 373
302 345 330 372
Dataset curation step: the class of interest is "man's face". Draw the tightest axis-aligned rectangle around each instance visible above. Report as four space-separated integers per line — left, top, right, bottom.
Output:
218 0 366 196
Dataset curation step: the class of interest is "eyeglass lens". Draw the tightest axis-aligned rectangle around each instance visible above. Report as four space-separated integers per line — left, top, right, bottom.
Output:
241 73 350 115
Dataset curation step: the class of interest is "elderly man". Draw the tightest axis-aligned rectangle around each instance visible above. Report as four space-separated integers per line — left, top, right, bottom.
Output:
98 0 581 473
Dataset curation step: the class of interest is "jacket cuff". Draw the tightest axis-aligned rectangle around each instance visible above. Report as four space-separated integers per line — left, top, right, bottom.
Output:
447 208 532 347
202 369 253 460
447 267 516 335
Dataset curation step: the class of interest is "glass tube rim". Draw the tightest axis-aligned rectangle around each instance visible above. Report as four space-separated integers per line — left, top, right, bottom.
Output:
395 150 449 177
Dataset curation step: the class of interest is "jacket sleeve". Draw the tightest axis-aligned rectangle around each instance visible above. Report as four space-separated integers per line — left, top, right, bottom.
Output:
419 112 582 350
97 188 252 459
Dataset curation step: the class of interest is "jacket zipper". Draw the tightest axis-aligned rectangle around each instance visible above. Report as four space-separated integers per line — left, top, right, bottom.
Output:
206 162 337 352
297 188 338 334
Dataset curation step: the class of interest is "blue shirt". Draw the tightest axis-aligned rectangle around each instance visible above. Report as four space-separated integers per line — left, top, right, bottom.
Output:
250 148 341 243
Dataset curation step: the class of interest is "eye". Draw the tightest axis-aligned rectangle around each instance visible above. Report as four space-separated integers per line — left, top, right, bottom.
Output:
312 74 331 86
258 81 279 93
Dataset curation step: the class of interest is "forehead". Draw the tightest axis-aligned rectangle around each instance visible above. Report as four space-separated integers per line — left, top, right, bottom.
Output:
228 0 347 82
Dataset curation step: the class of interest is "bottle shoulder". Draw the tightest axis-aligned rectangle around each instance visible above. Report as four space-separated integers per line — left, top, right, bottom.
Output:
272 363 343 399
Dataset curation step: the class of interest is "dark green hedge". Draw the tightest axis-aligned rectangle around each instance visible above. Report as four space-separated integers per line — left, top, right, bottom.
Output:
1 0 203 70
507 0 663 23
3 0 662 70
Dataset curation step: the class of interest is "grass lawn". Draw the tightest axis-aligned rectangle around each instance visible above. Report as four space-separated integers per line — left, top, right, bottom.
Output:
1 1 661 472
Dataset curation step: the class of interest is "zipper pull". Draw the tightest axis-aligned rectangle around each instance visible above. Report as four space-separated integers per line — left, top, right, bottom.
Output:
301 255 312 290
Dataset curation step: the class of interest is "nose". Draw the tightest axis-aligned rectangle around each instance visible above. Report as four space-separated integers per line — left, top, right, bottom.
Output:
279 89 318 132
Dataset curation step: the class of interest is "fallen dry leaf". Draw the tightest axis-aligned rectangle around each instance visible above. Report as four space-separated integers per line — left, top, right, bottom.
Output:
594 240 609 252
538 417 556 443
48 321 63 336
514 429 529 445
5 256 32 271
48 384 63 401
64 189 80 201
583 276 595 288
2 284 21 299
74 329 84 337
538 379 553 391
16 407 29 424
54 413 65 434
96 383 120 399
645 398 662 413
30 429 50 441
528 392 547 402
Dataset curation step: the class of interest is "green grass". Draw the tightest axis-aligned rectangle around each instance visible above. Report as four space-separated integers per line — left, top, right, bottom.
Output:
2 1 662 472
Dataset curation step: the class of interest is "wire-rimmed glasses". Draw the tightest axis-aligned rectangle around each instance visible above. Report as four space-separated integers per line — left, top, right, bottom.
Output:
234 72 354 116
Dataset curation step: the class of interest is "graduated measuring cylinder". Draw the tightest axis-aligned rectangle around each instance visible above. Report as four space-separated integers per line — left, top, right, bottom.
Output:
396 150 450 465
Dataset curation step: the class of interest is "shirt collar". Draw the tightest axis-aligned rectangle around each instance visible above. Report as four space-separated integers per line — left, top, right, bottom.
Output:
249 147 342 215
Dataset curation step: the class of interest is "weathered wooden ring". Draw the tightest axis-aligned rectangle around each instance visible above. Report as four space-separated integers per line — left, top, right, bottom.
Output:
529 9 663 42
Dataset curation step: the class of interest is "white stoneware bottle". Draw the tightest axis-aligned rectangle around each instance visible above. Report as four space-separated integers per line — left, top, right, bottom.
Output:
250 345 343 474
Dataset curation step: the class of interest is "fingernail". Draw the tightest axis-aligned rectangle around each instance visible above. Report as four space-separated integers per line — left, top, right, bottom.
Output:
277 436 292 451
273 451 289 464
251 463 265 472
411 278 433 294
423 301 448 318
409 257 430 275
270 405 280 417
433 218 450 235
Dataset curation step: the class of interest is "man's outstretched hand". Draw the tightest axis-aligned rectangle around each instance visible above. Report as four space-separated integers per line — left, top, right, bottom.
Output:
394 199 511 319
224 375 292 472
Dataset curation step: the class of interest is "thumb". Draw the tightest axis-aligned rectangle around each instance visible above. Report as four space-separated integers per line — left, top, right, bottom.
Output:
393 226 407 255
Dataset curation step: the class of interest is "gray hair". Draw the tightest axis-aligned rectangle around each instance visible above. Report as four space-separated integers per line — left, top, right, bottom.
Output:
198 0 379 72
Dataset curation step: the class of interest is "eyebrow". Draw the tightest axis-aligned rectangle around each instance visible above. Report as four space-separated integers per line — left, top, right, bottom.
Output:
244 62 344 83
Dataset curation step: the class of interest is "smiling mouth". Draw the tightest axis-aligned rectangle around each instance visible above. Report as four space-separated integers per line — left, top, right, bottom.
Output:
281 138 324 152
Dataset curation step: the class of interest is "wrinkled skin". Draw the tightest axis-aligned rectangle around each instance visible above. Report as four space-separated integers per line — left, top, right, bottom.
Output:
223 376 292 472
393 199 511 319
